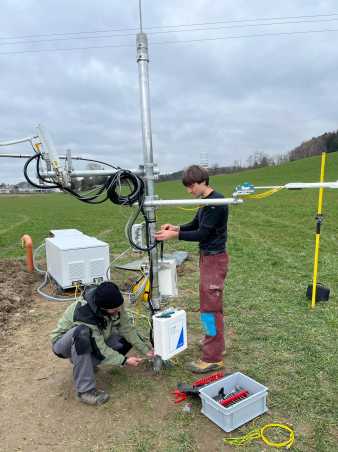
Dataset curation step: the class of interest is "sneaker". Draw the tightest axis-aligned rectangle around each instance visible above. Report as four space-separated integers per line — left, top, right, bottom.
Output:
186 359 224 374
77 389 110 406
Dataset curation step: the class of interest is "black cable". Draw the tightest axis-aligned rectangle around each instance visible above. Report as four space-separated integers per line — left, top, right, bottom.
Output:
106 170 158 252
34 152 112 203
160 241 164 261
26 152 132 205
23 154 59 189
107 170 144 205
125 204 158 252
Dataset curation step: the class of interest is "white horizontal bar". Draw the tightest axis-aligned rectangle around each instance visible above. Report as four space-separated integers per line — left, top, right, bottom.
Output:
253 182 338 190
40 170 114 177
254 185 284 189
0 136 36 146
0 153 86 159
143 198 243 207
0 153 32 158
284 182 338 189
40 169 145 177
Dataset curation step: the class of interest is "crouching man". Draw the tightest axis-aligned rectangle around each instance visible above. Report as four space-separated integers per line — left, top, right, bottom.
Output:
51 281 153 405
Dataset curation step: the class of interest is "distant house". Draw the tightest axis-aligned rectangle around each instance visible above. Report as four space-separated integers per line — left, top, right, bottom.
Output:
0 183 59 194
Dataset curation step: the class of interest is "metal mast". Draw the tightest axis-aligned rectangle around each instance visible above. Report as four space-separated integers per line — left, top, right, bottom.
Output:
136 0 160 309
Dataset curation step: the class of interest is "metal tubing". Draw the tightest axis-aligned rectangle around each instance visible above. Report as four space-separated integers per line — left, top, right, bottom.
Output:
136 31 160 309
137 33 155 197
0 136 36 146
143 198 243 207
0 153 33 158
0 153 90 160
40 169 116 177
285 181 338 189
255 182 338 190
37 124 61 170
39 168 145 177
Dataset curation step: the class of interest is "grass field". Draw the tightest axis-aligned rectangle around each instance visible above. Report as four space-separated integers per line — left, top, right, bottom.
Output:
1 153 338 451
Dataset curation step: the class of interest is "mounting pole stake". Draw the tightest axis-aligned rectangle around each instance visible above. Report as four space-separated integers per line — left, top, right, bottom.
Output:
136 4 160 309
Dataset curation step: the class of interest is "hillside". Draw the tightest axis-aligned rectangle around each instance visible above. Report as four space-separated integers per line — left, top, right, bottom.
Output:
159 131 338 183
289 130 338 161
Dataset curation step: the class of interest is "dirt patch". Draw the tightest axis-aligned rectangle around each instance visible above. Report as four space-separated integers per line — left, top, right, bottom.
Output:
0 259 227 452
0 260 36 337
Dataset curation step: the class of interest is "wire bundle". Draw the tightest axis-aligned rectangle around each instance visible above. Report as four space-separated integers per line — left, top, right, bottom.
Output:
24 151 157 253
24 152 121 204
224 423 295 449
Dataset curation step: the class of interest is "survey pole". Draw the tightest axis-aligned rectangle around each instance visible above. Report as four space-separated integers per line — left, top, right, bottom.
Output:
311 152 327 309
136 6 160 309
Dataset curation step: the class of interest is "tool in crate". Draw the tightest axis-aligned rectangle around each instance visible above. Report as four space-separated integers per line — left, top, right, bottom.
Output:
213 385 250 407
172 371 226 403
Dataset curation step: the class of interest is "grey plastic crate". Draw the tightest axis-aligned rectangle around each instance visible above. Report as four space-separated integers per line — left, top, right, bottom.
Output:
199 372 268 432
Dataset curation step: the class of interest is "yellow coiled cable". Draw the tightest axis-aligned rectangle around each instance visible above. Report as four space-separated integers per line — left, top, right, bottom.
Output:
224 423 295 448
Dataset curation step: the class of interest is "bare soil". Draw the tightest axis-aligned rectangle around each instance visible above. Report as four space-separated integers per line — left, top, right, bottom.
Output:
0 260 36 338
0 260 230 452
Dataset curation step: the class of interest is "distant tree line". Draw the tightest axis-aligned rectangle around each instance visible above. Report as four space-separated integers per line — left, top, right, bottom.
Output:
159 129 338 181
288 130 338 161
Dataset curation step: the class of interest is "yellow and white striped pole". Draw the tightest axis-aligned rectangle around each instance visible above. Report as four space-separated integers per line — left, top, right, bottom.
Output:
311 152 326 309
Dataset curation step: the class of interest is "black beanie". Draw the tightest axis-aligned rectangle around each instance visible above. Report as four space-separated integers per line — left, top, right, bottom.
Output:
94 282 124 310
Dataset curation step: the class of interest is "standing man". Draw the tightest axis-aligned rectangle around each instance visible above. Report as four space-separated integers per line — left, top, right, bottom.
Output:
51 281 153 405
155 165 229 373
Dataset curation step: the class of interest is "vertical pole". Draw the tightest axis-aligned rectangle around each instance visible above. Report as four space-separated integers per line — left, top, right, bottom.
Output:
311 152 326 308
136 8 160 309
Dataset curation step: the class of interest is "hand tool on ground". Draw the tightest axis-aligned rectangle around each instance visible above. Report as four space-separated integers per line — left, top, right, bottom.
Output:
172 371 225 403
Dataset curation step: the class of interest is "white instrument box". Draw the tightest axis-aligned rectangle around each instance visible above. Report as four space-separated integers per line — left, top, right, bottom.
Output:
153 309 187 360
45 229 110 289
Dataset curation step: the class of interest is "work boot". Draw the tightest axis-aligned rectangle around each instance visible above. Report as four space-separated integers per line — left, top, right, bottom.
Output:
77 389 110 406
187 359 224 374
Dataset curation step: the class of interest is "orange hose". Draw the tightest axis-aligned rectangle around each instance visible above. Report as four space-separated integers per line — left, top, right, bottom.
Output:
21 234 34 272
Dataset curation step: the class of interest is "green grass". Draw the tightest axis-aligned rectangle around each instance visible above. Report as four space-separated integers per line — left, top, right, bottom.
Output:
1 153 338 451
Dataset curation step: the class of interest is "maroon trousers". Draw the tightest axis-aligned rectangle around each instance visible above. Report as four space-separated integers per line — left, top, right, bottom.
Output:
199 252 229 362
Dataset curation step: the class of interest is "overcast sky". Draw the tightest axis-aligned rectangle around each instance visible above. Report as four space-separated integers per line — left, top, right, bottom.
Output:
0 0 337 183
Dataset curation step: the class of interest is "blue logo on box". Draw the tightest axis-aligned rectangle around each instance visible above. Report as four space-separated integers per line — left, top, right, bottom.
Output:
176 327 184 349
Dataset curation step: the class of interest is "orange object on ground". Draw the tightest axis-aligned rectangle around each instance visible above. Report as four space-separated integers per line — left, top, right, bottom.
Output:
21 234 34 272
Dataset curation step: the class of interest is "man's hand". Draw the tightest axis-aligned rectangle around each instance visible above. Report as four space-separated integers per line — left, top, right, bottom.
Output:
126 357 144 367
146 349 155 358
160 224 179 232
155 229 179 241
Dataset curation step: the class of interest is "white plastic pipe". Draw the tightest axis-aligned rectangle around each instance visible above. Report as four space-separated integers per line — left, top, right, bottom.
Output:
254 182 338 189
143 198 243 207
0 136 36 146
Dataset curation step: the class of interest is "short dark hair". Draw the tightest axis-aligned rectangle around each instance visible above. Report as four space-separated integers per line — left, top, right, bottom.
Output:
182 165 209 187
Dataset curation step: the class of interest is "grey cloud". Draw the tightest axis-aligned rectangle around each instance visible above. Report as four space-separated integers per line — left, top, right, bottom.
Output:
0 1 338 182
